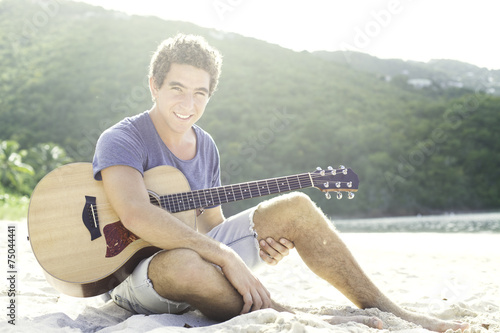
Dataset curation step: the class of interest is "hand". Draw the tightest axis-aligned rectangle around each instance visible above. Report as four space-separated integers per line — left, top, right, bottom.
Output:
219 248 272 315
259 237 294 266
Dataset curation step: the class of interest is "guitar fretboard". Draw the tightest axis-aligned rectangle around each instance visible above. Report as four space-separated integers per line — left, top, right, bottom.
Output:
159 173 313 213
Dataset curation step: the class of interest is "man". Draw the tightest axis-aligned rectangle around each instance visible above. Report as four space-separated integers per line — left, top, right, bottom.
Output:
93 34 467 331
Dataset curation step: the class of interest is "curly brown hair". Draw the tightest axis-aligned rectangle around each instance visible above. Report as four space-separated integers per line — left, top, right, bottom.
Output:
148 34 223 97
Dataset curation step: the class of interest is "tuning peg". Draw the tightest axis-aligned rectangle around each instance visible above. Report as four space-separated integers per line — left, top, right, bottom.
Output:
336 192 342 199
326 166 335 175
323 182 329 188
325 192 331 200
316 167 325 176
335 181 341 188
348 192 355 199
347 181 352 188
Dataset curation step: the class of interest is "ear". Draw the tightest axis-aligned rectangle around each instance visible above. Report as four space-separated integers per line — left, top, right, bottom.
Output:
149 77 158 100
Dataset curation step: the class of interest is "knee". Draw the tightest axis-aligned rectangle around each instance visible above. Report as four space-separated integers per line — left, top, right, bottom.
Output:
255 192 326 236
285 192 315 211
260 192 318 218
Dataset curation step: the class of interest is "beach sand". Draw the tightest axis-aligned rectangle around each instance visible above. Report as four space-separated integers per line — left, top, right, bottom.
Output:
1 220 499 332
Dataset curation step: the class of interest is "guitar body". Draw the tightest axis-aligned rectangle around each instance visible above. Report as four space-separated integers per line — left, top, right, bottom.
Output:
28 163 195 297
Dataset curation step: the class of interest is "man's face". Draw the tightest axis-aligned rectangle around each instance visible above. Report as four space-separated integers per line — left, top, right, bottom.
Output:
150 63 211 135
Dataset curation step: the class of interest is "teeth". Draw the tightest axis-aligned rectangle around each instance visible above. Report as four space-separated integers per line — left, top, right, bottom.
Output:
175 112 190 119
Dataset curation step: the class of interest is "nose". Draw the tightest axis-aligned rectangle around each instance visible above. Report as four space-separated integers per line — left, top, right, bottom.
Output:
180 93 194 111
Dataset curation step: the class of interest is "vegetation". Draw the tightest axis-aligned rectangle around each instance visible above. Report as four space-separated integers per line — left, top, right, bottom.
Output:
1 0 499 219
0 140 71 220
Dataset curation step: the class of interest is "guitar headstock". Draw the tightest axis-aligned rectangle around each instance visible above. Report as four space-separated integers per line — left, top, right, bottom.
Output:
311 166 359 200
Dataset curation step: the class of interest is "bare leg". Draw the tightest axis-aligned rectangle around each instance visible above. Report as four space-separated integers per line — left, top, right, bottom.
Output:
148 239 383 329
252 192 468 332
148 248 244 321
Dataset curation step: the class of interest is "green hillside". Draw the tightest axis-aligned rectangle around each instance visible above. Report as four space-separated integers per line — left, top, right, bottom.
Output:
315 50 500 95
1 0 499 218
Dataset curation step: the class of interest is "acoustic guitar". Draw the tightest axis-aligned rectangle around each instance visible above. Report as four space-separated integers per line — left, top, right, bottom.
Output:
28 163 358 297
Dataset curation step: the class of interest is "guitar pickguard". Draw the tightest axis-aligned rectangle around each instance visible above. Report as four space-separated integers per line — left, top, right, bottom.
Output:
103 221 140 258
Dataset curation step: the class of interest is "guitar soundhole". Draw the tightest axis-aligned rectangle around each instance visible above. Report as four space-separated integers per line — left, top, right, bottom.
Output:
103 222 140 258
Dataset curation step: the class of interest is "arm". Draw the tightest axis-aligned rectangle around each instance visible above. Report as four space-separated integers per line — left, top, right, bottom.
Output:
101 165 271 313
102 165 226 257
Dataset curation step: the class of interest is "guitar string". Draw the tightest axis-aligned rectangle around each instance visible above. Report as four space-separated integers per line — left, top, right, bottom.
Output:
88 173 355 216
87 174 354 214
89 185 356 217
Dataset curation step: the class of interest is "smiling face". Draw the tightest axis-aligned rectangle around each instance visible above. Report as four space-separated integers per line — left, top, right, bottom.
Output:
149 63 211 138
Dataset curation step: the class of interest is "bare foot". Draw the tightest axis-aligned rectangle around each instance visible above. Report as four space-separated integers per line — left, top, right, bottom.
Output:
397 309 469 332
323 315 383 329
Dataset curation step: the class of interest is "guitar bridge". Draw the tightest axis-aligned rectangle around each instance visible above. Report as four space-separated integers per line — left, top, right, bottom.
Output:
82 195 102 241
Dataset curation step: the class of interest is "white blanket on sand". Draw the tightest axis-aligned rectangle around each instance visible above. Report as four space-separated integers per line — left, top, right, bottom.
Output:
1 220 499 332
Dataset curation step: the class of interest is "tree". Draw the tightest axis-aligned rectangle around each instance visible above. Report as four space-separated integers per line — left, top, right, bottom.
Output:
0 140 34 194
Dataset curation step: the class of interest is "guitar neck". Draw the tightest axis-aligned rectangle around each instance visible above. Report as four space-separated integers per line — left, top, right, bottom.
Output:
158 173 313 213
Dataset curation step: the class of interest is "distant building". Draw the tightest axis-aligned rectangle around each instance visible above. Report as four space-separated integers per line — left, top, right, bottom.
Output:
407 78 432 89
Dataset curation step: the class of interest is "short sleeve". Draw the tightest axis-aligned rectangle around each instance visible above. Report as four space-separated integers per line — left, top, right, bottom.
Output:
92 126 146 180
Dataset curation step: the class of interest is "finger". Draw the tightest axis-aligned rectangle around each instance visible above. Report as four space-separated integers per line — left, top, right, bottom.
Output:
259 280 272 305
266 237 290 257
260 250 277 265
252 279 271 310
250 289 263 311
260 239 283 260
279 238 295 250
240 292 253 314
259 239 278 256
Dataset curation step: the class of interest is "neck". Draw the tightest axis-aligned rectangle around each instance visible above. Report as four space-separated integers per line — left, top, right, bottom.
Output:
149 107 197 160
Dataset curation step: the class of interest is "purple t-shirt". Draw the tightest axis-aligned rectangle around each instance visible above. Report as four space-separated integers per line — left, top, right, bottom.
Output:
92 111 221 192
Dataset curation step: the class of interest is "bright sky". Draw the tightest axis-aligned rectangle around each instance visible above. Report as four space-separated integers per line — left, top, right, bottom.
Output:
75 0 500 70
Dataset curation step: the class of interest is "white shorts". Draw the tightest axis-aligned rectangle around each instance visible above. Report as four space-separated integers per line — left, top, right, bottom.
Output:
109 207 264 314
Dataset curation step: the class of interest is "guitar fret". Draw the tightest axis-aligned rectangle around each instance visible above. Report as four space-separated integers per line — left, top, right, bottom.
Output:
171 193 178 212
230 185 237 202
231 185 241 201
276 177 290 192
240 183 250 199
263 180 271 195
214 188 222 206
177 193 185 212
196 190 203 208
294 175 302 190
210 189 217 206
197 189 207 207
250 181 259 197
223 186 229 203
169 194 176 212
205 190 211 206
179 193 187 212
186 193 195 210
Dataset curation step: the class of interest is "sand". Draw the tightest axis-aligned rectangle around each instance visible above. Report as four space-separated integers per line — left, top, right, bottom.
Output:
1 220 499 332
